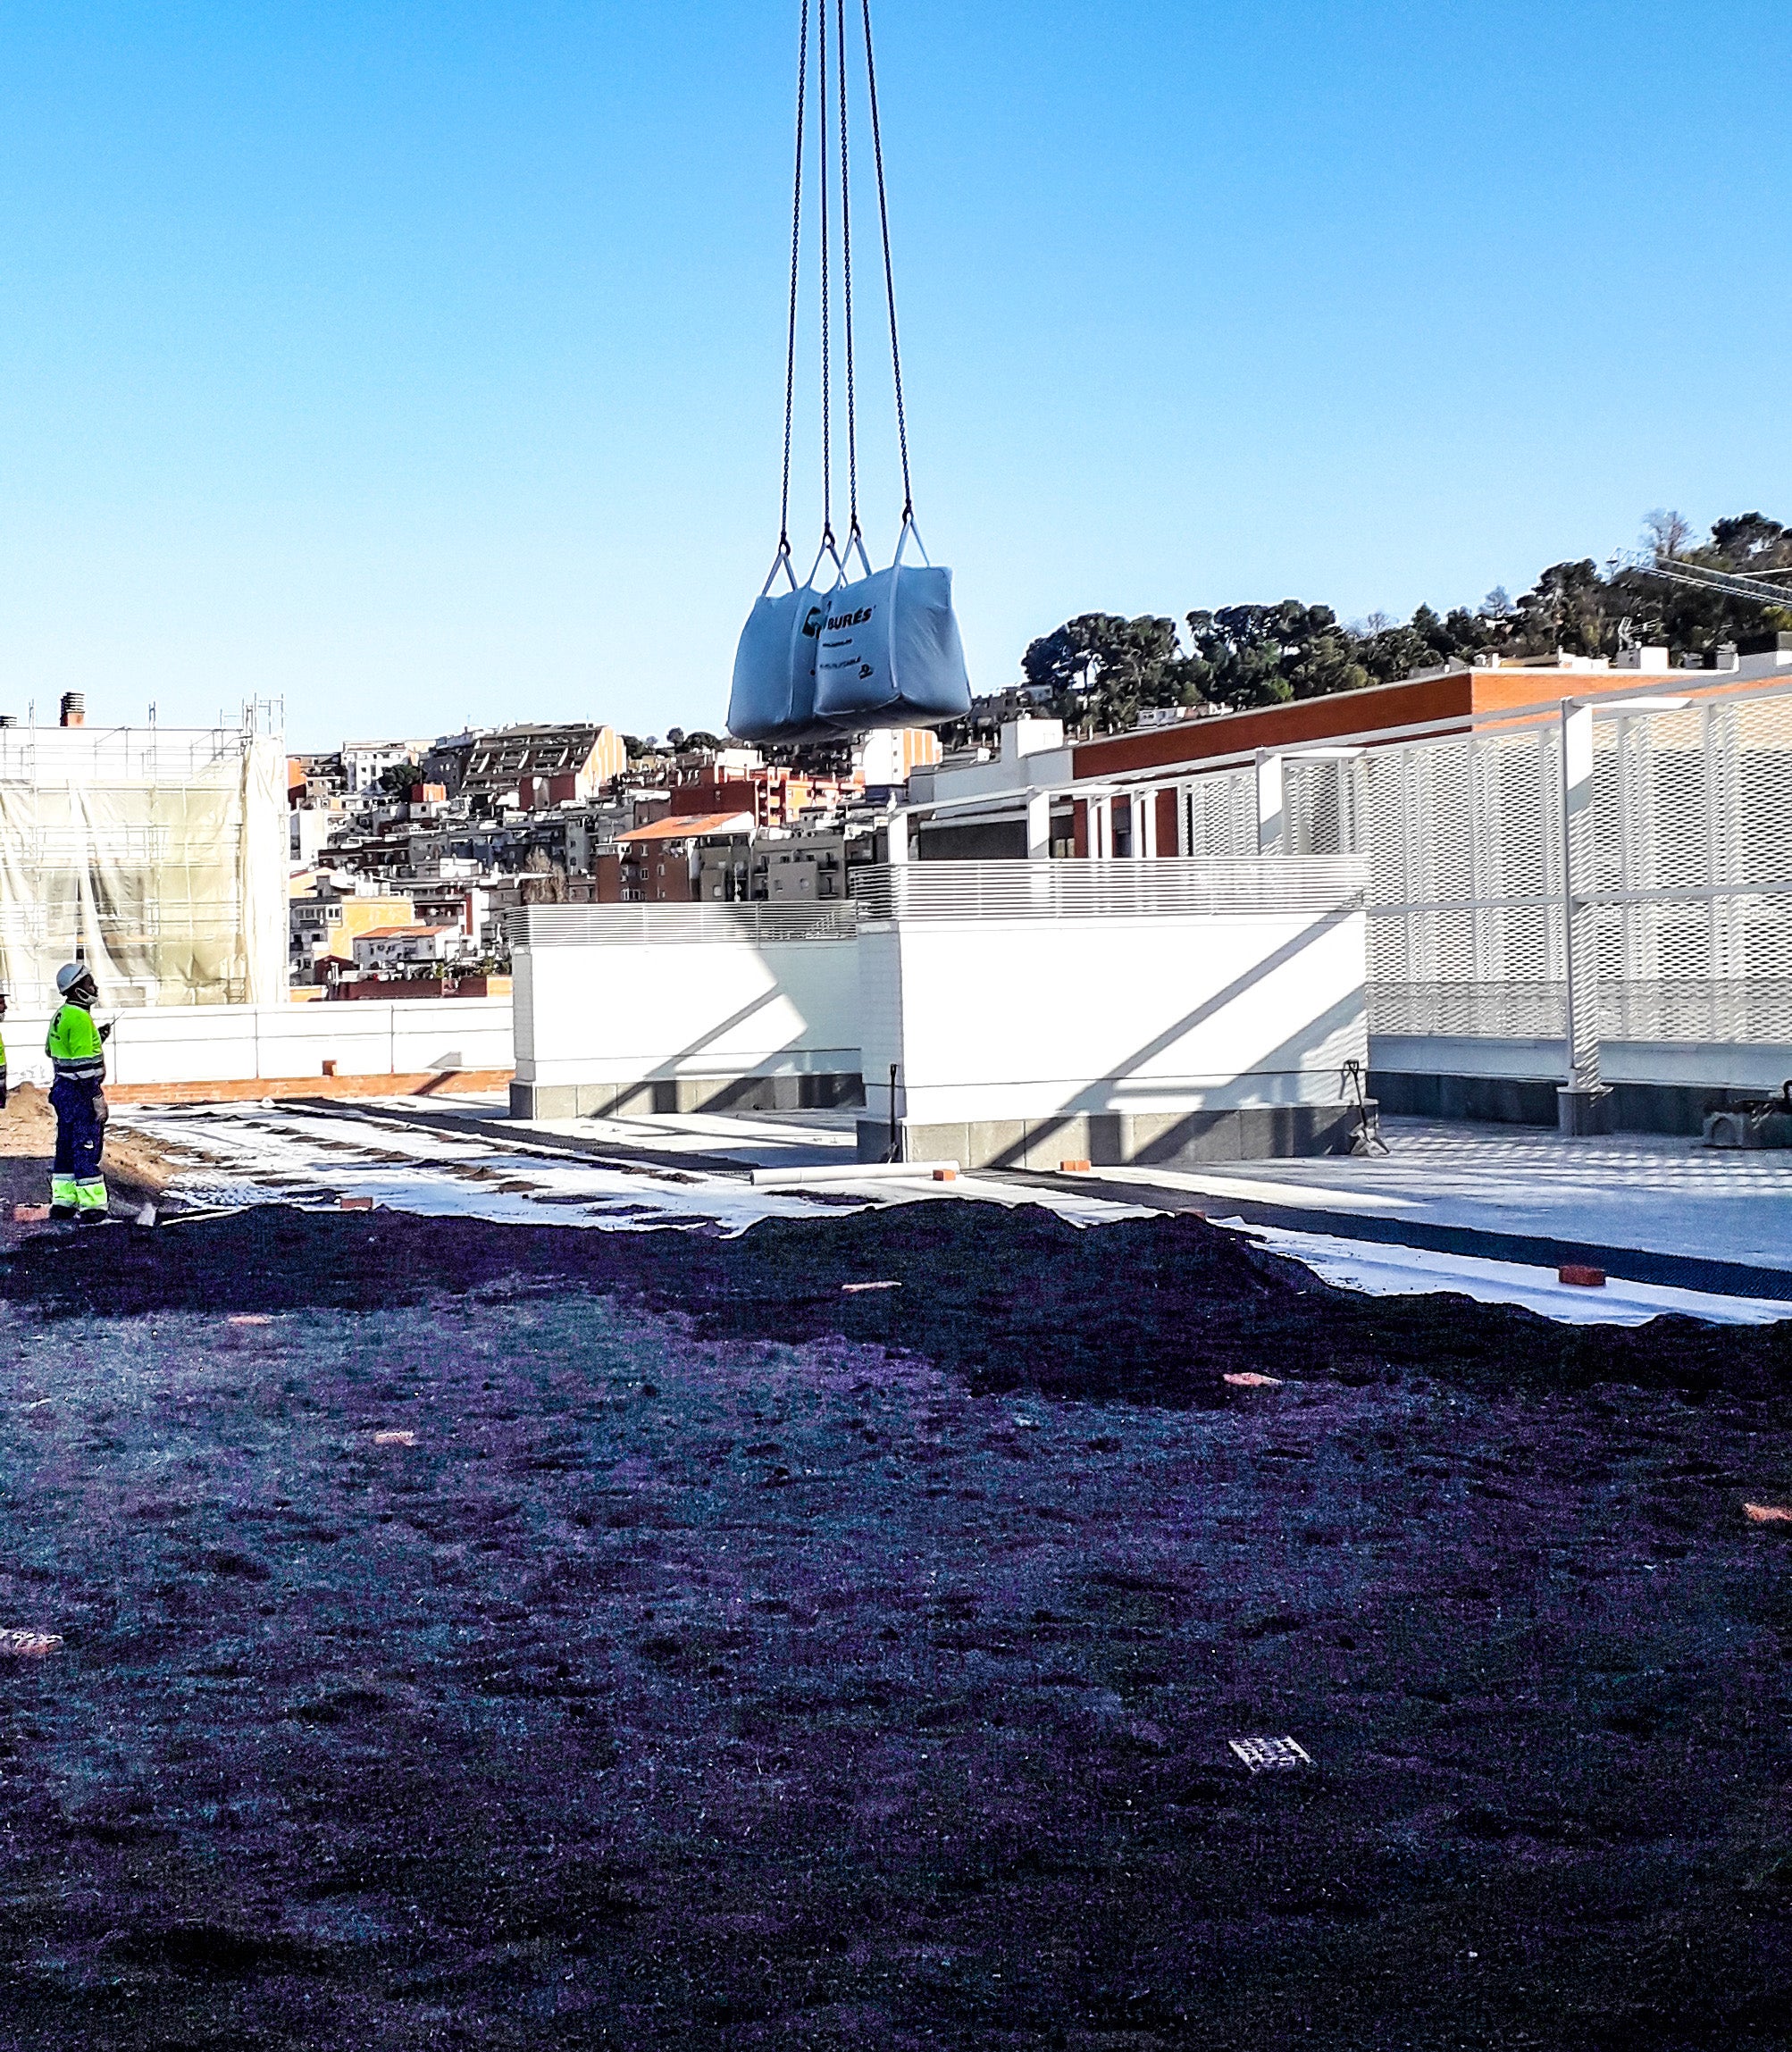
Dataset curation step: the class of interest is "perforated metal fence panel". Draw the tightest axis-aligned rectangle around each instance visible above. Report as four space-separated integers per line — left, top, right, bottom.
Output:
1594 693 1792 1044
1362 722 1566 1039
1169 677 1792 1051
1181 767 1257 860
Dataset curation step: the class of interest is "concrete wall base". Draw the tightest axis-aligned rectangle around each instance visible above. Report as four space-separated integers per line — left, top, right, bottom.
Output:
511 1071 866 1121
1557 1085 1612 1137
1369 1070 1564 1127
855 1102 1368 1171
1371 1068 1792 1138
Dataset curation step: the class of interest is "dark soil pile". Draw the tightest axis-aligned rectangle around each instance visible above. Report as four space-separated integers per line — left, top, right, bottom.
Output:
0 1205 1788 2049
7 1200 1792 1406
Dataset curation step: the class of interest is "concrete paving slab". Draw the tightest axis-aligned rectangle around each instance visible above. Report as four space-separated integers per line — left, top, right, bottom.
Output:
1078 1116 1792 1274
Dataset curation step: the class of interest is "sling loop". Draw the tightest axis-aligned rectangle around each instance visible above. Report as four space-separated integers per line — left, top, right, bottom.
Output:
775 0 809 565
769 0 916 563
759 544 800 599
816 0 835 549
834 0 863 557
892 513 931 568
860 0 914 523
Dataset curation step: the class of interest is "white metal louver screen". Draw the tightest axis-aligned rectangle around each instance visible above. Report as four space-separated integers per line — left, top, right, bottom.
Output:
1361 722 1566 1039
1180 766 1257 859
1284 757 1365 858
1593 694 1792 1044
1168 677 1792 1050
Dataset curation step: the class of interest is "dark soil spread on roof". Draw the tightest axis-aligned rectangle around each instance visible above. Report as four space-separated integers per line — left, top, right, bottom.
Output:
9 1200 1792 1405
0 1204 1788 2048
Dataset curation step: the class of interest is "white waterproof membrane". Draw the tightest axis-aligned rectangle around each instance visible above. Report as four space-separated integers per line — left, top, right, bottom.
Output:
116 1101 1149 1236
111 1100 1791 1327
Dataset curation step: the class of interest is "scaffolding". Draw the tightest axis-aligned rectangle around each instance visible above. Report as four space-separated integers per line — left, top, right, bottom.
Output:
0 716 288 1011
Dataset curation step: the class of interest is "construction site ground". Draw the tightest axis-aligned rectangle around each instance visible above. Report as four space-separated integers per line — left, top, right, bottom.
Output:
0 1103 1789 2046
0 1084 179 1232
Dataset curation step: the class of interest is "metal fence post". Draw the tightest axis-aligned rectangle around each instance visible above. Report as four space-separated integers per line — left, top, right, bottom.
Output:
1557 700 1608 1135
1255 751 1284 856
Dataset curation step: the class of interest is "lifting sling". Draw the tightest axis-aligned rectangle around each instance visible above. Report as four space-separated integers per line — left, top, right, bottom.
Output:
728 0 970 744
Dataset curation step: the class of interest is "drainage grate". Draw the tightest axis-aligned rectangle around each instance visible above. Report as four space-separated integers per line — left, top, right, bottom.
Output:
1228 1736 1312 1772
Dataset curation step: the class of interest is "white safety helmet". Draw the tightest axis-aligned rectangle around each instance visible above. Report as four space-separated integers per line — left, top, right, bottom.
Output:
55 962 92 996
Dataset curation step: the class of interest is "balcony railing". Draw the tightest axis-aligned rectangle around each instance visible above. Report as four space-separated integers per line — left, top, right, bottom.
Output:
507 901 858 947
853 857 1369 925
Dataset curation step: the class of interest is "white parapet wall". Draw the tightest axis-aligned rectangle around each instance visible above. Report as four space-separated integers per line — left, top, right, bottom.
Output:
507 904 863 1119
853 858 1370 1168
4 997 514 1096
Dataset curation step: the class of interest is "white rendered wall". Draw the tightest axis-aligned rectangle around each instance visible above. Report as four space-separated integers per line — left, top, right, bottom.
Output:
859 910 1367 1127
4 999 513 1089
514 940 859 1089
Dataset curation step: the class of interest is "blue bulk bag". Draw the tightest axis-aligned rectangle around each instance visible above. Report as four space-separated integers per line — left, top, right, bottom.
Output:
726 552 831 743
810 524 971 728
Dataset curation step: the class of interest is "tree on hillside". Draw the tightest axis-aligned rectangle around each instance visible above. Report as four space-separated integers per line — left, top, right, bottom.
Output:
1180 602 1366 709
1577 510 1792 656
1644 507 1695 560
1505 558 1610 658
1712 511 1792 569
1012 509 1791 730
1020 614 1204 731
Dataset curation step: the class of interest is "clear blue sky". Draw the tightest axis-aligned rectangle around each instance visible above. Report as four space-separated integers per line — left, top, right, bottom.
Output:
2 1 1787 749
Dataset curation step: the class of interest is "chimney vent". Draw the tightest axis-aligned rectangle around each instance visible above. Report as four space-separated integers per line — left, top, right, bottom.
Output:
59 692 85 728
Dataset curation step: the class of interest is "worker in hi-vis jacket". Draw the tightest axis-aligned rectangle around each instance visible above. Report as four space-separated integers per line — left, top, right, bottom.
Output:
46 962 112 1221
0 984 9 1109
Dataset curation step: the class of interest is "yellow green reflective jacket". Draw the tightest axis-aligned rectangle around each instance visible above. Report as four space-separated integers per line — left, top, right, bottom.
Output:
46 1003 105 1083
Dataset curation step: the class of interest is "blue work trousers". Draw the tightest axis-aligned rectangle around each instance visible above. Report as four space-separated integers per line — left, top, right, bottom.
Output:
50 1076 106 1203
